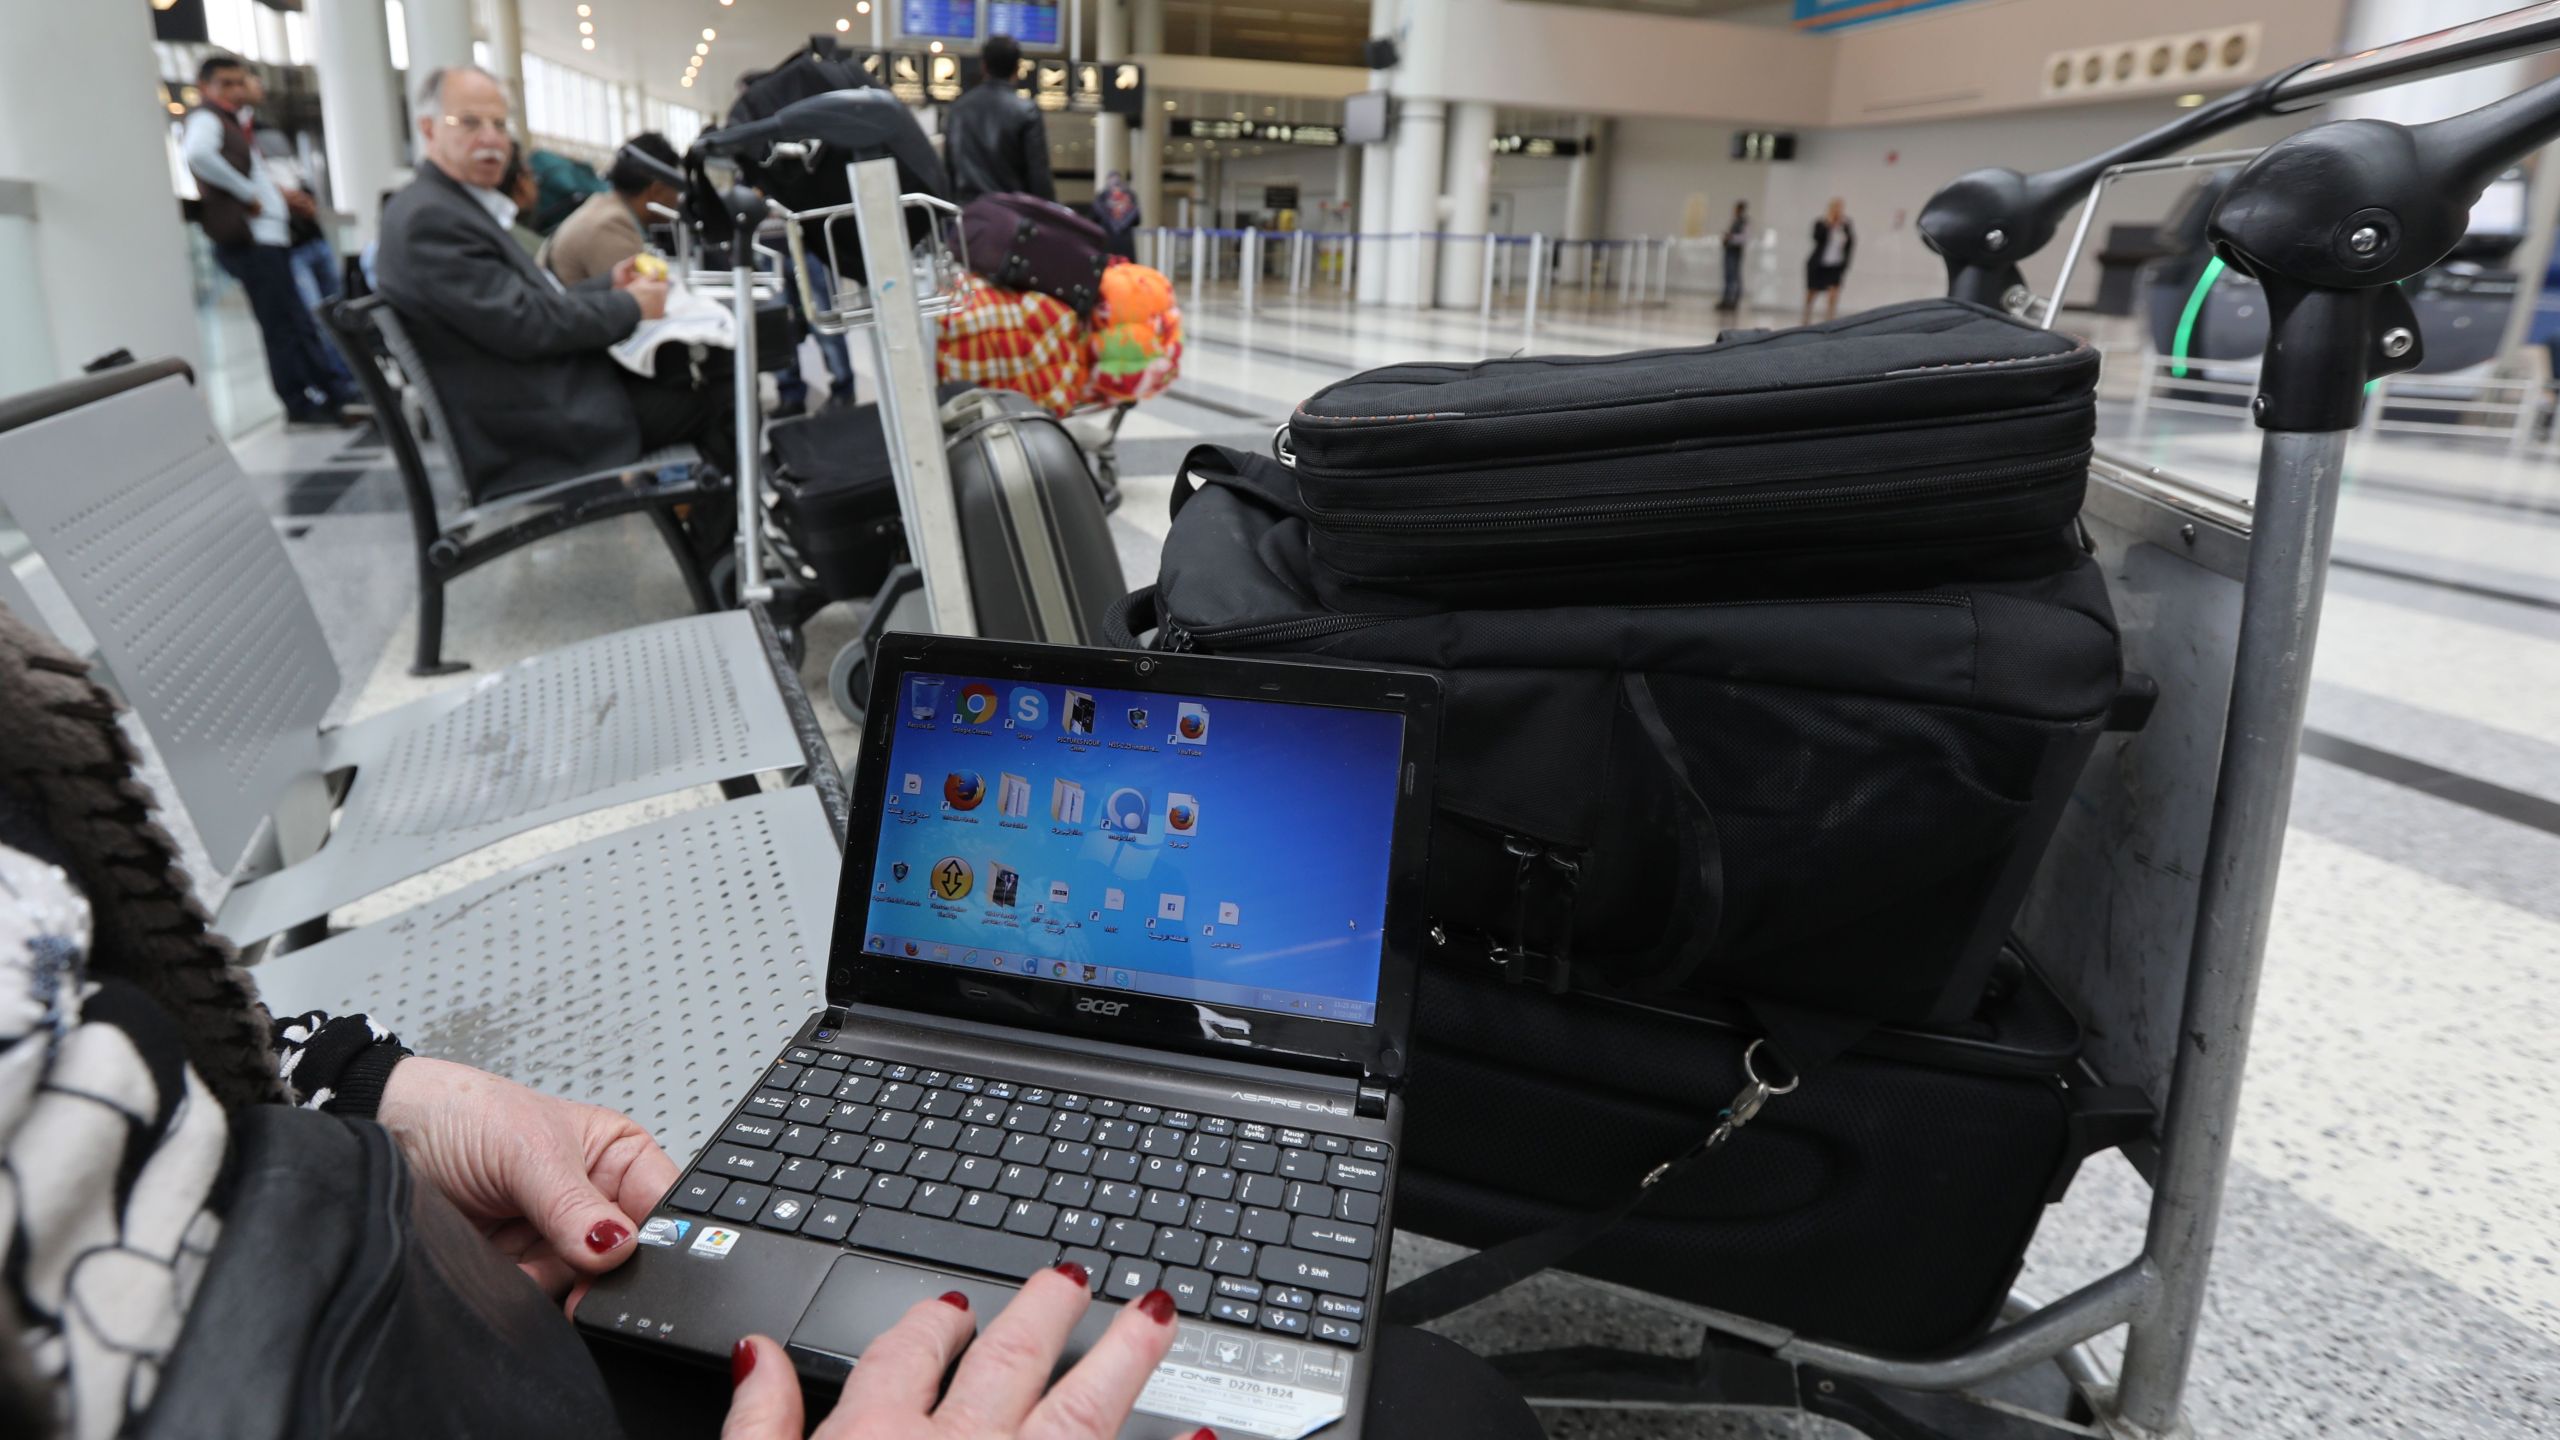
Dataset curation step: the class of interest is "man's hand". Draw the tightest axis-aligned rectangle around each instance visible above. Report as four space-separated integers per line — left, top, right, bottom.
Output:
243 198 265 217
627 276 671 321
282 188 318 220
611 254 643 288
376 1057 679 1308
722 1266 1189 1440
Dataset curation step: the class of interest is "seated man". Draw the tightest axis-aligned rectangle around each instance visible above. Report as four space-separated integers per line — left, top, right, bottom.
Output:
376 65 723 503
545 131 681 286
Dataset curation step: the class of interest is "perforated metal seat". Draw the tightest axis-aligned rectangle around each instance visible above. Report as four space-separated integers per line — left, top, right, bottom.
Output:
245 787 839 1155
0 365 831 947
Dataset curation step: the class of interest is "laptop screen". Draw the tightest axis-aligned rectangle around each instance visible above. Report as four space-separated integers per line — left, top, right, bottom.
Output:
854 668 1410 1025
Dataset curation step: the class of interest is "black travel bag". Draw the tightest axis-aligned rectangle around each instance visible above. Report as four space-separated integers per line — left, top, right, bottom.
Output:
764 400 912 602
945 388 1127 643
961 193 1114 315
1396 947 2132 1357
1280 299 2099 609
1105 444 2121 1024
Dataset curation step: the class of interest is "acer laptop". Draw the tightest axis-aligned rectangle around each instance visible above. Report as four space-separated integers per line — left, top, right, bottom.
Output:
583 633 1441 1440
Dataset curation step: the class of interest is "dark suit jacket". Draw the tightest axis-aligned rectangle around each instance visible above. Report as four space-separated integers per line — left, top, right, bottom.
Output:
375 161 644 499
945 83 1056 204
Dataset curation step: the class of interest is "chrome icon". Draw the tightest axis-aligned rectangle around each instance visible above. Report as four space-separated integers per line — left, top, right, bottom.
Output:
956 683 999 726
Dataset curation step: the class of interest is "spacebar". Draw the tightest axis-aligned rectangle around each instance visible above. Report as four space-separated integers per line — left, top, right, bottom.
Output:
848 1211 1061 1280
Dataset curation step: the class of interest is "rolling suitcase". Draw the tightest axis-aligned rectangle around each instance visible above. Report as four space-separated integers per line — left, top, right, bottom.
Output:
960 193 1113 315
943 389 1125 643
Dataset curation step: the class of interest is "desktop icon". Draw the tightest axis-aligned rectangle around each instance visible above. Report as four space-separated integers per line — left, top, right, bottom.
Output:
1082 965 1098 981
1064 690 1096 735
1165 793 1199 837
1048 880 1070 904
930 856 973 900
868 935 886 951
933 945 950 961
962 950 980 966
902 773 923 797
1158 893 1186 922
1050 778 1086 824
1111 970 1132 987
1052 961 1070 978
891 862 909 883
1104 888 1125 911
1175 702 1210 744
997 772 1031 819
955 683 999 727
903 940 919 956
1126 707 1149 730
1104 787 1149 834
944 771 986 810
907 678 944 723
1009 687 1048 730
1022 956 1041 975
1218 901 1241 926
991 864 1020 907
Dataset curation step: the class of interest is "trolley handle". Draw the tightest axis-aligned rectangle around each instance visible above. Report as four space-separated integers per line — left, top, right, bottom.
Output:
1924 0 2560 309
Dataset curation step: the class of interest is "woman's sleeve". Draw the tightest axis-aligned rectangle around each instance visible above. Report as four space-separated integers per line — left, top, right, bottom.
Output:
270 1009 413 1117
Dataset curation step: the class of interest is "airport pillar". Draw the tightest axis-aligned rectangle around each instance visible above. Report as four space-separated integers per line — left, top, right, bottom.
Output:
1384 98 1445 307
403 0 476 125
312 0 409 248
486 0 526 124
1434 99 1494 308
1130 0 1166 231
1562 115 1609 286
0 0 201 388
1093 0 1130 188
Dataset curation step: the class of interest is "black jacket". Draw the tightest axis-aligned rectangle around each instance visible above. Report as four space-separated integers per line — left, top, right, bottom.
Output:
374 161 644 500
944 81 1056 204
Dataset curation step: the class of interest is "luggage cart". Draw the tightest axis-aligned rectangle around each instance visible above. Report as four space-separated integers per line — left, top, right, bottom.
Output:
1433 7 2560 1437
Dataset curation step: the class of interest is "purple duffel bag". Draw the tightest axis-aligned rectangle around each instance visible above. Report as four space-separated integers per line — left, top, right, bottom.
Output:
961 192 1112 315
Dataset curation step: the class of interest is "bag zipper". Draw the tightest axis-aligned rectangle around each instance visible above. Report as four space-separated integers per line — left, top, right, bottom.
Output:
1160 612 1392 652
1307 455 2081 534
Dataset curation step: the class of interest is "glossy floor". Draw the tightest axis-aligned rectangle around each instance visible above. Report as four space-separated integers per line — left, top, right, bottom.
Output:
193 286 2560 1438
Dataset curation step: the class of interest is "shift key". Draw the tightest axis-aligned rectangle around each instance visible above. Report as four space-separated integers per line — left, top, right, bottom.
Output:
1257 1247 1371 1297
849 1209 1060 1280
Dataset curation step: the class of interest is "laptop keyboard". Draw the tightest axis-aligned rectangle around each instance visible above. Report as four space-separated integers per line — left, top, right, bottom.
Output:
663 1040 1389 1347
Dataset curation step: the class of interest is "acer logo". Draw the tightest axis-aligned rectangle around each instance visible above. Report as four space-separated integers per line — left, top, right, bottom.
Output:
1075 996 1129 1016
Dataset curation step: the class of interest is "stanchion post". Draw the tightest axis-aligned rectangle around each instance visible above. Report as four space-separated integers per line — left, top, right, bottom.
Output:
1242 227 1260 311
1525 232 1546 338
1479 234 1496 317
1190 227 1206 308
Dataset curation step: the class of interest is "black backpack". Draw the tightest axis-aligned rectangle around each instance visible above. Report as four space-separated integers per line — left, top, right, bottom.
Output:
1106 445 2122 1027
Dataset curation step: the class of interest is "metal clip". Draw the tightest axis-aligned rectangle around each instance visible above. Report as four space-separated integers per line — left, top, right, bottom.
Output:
1271 423 1297 468
1639 1040 1798 1189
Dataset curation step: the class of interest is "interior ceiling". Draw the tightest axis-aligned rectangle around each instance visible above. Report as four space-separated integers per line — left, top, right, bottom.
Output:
521 0 1372 110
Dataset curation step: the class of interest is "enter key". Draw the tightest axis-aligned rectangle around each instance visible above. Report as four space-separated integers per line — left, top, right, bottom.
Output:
1289 1215 1377 1261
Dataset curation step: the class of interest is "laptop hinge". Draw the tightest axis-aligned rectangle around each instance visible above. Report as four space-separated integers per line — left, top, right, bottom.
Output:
1355 1081 1390 1119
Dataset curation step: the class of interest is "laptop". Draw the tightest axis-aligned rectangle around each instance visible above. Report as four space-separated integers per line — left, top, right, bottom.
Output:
582 633 1441 1440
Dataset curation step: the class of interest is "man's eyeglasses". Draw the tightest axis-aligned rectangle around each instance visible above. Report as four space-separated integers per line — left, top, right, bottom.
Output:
439 114 511 135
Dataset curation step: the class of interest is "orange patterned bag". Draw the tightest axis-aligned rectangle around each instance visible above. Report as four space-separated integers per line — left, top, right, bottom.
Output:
936 273 1092 415
1085 262 1183 405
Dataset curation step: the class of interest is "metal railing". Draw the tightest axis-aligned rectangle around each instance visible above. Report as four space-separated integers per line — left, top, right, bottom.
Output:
1133 227 1688 329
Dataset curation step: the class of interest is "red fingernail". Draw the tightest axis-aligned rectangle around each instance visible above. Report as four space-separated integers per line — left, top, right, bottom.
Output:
938 1290 971 1312
585 1220 630 1254
1136 1289 1177 1324
731 1339 756 1387
1054 1260 1091 1289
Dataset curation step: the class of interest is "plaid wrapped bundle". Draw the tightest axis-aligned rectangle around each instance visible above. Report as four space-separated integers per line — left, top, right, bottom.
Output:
1086 262 1183 406
936 273 1092 416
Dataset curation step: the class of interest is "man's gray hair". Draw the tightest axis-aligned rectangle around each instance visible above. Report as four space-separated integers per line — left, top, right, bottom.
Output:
417 63 504 116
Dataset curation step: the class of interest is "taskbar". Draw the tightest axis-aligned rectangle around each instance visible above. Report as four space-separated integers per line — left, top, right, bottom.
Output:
860 930 1377 1025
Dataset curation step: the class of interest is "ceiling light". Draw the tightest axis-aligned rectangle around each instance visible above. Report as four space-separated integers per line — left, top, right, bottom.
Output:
702 27 717 40
696 41 709 54
836 16 851 29
581 36 595 48
2175 92 2206 107
1262 106 1274 115
1162 98 1175 110
576 3 590 14
1231 111 1243 120
929 40 944 52
682 75 695 86
856 1 871 13
579 20 593 32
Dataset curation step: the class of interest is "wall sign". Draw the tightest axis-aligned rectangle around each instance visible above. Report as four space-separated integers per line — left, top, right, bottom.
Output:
1491 134 1581 158
1731 130 1797 162
1170 118 1340 147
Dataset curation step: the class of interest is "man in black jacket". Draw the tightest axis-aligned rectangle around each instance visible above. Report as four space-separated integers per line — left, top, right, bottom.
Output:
945 35 1055 204
375 66 722 501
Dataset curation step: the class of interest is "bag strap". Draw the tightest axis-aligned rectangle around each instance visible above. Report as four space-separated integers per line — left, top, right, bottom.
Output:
1170 443 1308 524
1382 1038 1805 1327
1101 584 1157 650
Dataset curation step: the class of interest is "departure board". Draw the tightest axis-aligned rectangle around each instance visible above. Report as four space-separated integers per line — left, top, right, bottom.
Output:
901 0 978 41
986 0 1062 47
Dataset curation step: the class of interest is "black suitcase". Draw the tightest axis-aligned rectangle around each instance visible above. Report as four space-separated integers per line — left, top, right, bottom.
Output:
765 401 909 601
1282 299 2098 609
1108 445 2120 1024
944 389 1127 643
1398 949 2126 1357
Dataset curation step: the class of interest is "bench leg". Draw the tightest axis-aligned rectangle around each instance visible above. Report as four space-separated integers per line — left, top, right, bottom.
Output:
409 549 469 676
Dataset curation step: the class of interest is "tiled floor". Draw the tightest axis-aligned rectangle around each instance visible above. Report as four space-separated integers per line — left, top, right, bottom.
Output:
170 285 2560 1437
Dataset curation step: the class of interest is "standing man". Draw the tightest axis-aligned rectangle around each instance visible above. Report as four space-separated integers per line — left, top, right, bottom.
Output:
184 54 362 426
1719 201 1750 311
1804 197 1855 325
375 66 730 507
945 35 1055 204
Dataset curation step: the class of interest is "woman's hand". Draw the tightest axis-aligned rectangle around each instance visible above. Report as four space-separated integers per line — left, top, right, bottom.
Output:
721 1263 1204 1440
376 1057 679 1306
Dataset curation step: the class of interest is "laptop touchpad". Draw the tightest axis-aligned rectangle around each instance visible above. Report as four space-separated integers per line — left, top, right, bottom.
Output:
787 1255 1353 1439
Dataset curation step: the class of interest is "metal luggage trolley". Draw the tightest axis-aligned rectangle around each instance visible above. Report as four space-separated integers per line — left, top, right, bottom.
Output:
1429 8 2560 1438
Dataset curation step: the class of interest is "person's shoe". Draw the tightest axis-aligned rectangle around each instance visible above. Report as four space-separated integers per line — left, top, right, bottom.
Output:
283 407 347 429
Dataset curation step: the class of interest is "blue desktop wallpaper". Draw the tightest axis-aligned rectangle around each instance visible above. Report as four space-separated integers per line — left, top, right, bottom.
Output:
858 670 1407 1021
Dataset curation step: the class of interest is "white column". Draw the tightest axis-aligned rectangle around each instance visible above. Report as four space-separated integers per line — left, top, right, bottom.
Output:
1562 116 1608 285
313 0 408 249
403 0 476 122
1092 0 1130 188
0 0 201 388
1354 0 1398 305
1384 98 1444 307
1130 0 1165 231
1434 99 1494 308
486 0 526 124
